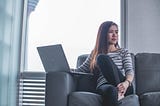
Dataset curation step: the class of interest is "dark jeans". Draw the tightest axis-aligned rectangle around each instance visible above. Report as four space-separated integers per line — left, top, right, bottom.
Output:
96 54 133 106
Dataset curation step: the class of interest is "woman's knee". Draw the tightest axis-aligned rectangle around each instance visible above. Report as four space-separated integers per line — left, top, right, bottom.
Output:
106 85 117 95
97 84 117 96
96 54 106 63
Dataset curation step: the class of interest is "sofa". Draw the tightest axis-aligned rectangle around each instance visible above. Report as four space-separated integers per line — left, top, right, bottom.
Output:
45 53 160 106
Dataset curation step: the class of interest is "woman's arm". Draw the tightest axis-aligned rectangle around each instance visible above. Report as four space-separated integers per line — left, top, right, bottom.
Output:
122 49 134 83
73 54 92 73
117 49 134 95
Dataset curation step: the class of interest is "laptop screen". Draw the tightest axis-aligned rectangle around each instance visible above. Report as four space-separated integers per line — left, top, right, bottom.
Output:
37 44 70 72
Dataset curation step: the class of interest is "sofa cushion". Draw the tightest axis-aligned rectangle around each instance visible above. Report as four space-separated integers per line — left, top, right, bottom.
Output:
119 94 139 106
68 91 102 106
135 53 160 95
139 92 160 106
68 92 139 106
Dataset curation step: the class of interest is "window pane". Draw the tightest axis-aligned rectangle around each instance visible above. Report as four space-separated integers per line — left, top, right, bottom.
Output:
27 0 120 71
0 0 24 105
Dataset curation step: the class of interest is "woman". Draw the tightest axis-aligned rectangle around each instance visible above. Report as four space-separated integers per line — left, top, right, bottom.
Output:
74 21 134 106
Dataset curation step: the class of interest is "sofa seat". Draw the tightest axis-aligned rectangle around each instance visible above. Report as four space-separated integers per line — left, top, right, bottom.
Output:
69 91 102 106
139 92 160 106
69 91 139 106
119 94 139 106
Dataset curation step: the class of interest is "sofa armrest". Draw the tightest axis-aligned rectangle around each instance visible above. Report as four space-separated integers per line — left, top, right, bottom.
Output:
45 71 76 106
70 72 97 93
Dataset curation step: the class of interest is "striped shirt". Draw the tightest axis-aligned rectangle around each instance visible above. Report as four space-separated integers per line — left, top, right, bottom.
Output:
75 48 134 88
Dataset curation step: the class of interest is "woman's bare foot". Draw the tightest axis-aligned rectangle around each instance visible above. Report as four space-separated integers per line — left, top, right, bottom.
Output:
118 93 124 101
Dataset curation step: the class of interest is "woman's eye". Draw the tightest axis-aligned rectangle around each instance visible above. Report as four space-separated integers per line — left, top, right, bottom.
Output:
108 31 113 33
108 30 118 34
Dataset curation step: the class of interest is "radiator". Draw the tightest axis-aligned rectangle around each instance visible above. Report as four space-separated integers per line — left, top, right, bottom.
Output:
18 72 46 106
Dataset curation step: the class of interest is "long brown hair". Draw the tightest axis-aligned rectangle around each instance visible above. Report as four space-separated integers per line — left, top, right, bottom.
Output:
90 21 119 71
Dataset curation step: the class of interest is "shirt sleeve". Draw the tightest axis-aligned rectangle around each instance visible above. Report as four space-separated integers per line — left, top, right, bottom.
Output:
74 54 91 73
122 49 134 76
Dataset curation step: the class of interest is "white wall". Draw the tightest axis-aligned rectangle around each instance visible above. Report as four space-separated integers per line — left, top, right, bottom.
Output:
122 0 160 53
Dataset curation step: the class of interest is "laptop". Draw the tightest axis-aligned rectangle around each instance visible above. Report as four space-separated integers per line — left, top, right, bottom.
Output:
37 44 70 72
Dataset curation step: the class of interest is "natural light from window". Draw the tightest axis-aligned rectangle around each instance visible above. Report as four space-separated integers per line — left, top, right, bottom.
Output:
27 0 120 71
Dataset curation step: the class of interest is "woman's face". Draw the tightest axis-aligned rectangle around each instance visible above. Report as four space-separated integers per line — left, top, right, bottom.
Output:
107 25 118 45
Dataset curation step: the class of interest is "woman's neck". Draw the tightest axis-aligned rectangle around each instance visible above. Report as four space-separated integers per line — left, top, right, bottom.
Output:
108 45 118 53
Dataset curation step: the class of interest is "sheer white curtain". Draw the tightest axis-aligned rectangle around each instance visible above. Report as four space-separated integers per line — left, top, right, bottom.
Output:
0 0 26 105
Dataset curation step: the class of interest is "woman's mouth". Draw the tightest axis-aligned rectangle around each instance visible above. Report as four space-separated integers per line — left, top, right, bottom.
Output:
112 38 117 41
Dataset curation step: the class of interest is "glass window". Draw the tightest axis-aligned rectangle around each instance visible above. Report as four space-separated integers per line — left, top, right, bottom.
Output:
0 0 25 105
26 0 120 71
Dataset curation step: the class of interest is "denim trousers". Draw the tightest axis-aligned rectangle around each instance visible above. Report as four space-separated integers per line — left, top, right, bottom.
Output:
96 54 133 106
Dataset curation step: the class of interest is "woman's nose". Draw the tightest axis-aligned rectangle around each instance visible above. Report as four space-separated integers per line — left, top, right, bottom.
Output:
112 32 117 36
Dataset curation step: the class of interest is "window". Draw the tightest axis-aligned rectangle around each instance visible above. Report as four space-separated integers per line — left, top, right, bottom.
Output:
0 0 25 105
26 0 120 71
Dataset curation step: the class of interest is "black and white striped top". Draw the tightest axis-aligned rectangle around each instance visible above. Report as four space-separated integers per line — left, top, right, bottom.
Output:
75 48 134 88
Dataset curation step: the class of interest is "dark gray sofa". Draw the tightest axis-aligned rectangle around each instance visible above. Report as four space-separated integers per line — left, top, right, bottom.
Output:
45 53 160 106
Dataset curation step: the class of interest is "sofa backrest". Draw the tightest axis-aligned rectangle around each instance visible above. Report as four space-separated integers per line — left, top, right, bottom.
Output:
135 53 160 95
76 54 89 68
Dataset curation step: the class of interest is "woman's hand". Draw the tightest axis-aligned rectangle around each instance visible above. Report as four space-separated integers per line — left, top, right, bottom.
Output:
117 81 129 96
